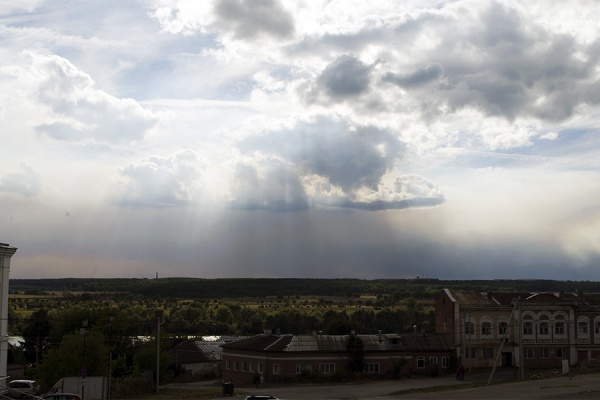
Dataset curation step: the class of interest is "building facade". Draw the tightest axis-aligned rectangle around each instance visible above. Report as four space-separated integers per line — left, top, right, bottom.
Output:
435 289 600 370
220 332 454 384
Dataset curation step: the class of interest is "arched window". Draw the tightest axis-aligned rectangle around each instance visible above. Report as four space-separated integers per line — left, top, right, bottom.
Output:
482 321 492 336
577 316 590 337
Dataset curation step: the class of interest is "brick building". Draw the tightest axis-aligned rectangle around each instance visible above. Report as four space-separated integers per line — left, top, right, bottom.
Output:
220 332 453 384
435 289 600 370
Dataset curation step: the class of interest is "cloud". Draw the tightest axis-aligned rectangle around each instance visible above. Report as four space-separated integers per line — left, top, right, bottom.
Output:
0 163 42 197
317 55 374 98
229 159 309 211
233 118 444 211
239 118 405 192
213 0 294 40
383 64 444 88
28 53 158 144
116 150 205 208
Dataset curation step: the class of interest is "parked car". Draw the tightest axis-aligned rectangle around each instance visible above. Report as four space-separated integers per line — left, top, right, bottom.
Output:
39 394 81 400
244 396 279 400
7 380 40 398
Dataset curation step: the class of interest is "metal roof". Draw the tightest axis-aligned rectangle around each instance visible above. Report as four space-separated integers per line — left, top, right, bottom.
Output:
221 333 452 353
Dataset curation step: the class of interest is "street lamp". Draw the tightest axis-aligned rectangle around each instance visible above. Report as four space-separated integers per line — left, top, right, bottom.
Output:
80 318 88 400
108 316 114 400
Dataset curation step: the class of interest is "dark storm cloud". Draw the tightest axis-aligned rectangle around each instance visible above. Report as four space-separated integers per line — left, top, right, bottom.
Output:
230 161 309 211
213 0 294 39
239 118 406 192
337 197 444 211
382 64 444 88
318 55 374 98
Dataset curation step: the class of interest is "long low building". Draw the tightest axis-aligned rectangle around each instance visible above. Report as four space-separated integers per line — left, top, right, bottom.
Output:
220 332 454 384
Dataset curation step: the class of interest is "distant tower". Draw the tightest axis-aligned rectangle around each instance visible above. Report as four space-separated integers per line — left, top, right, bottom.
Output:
0 243 17 382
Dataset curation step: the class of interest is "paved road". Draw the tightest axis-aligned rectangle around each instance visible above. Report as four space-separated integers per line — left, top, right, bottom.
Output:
201 370 600 400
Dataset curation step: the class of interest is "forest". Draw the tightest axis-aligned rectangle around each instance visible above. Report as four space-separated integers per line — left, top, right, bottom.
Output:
6 277 599 395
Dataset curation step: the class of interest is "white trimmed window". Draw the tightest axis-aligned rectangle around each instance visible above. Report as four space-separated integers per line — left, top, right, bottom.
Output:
226 360 230 370
555 322 565 335
481 321 492 336
539 322 549 335
417 356 425 368
273 364 281 374
442 356 449 368
364 363 380 373
258 363 263 373
523 322 533 335
498 321 508 335
541 348 550 358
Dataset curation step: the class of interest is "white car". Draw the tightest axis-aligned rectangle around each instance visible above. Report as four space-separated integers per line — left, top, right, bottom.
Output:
7 380 40 399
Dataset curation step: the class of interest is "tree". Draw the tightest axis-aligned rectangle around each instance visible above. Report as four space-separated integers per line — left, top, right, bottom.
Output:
21 309 52 366
38 331 108 387
346 334 365 375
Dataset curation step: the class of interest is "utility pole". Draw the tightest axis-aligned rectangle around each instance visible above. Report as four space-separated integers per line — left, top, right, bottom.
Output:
488 300 517 385
517 297 524 381
155 310 163 394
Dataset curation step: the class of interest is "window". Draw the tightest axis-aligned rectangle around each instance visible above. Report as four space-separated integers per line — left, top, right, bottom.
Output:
465 321 475 335
258 363 263 373
555 322 565 335
556 348 565 359
296 364 311 374
481 321 492 336
320 363 335 374
234 361 239 370
540 348 550 358
364 363 380 373
442 356 449 368
483 348 494 359
241 362 247 371
417 357 425 368
498 322 508 335
595 321 600 335
226 360 230 370
249 363 255 373
465 348 477 359
539 322 549 335
523 322 533 335
579 321 588 335
524 348 534 359
273 364 281 374
429 356 438 365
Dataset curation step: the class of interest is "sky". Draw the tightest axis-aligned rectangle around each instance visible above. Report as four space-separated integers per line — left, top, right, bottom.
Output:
1 0 600 280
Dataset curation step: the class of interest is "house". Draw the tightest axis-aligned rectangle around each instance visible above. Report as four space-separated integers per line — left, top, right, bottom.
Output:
167 339 223 378
435 289 600 370
220 332 454 384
